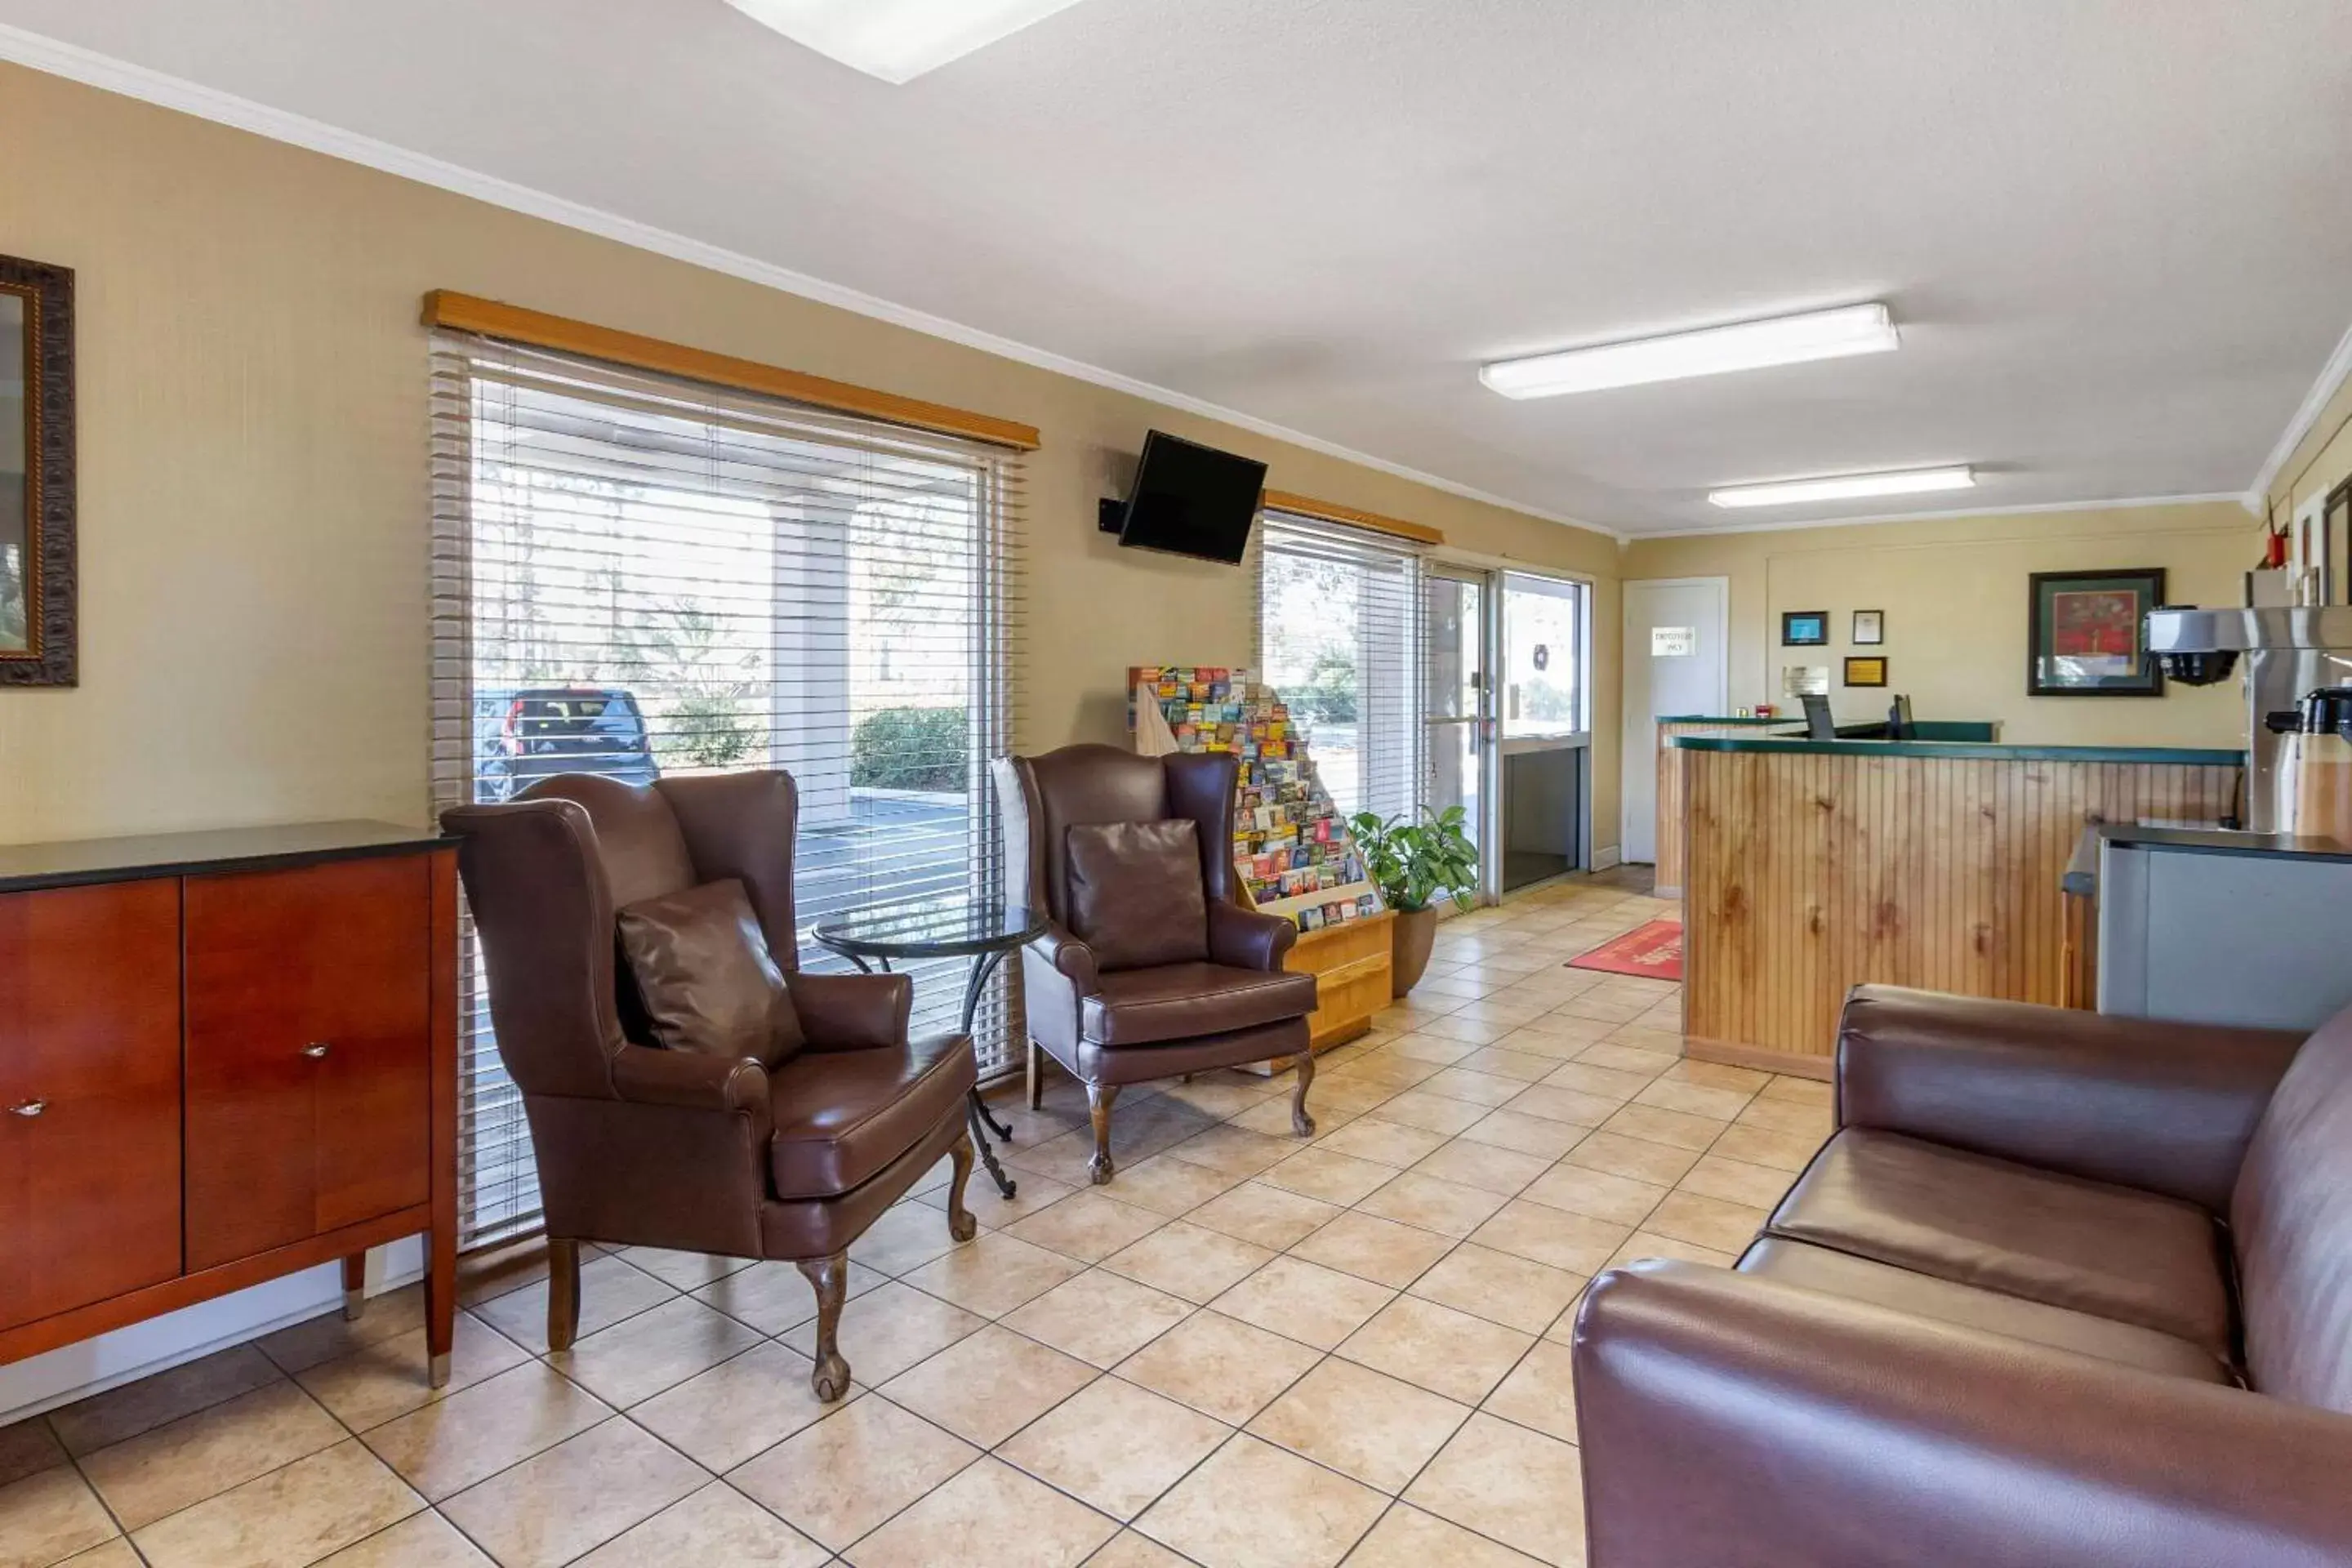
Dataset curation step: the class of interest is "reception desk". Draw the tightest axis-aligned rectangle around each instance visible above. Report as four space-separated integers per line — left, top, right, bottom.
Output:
1670 733 2244 1077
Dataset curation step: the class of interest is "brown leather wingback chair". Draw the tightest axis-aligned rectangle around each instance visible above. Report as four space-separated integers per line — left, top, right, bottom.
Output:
443 770 979 1402
995 744 1320 1184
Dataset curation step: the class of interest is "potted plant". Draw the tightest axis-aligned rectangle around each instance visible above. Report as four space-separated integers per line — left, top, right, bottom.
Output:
1348 806 1479 996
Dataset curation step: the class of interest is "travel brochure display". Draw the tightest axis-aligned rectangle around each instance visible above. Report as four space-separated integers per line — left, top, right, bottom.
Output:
1129 666 1383 930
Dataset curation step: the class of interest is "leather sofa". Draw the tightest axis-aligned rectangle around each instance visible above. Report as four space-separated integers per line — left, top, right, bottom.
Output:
1573 985 2352 1566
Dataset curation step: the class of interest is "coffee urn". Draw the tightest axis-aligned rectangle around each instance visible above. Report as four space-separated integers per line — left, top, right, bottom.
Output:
2265 688 2352 841
2145 607 2352 833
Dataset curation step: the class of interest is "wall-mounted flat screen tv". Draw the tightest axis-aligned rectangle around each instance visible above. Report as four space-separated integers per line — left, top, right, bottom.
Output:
1105 430 1267 565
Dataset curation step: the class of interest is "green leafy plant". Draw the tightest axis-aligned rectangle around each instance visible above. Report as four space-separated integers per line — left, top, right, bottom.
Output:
1348 805 1478 913
851 706 971 792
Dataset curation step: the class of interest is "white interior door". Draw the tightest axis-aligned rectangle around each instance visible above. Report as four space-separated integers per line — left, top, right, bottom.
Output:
1620 577 1729 864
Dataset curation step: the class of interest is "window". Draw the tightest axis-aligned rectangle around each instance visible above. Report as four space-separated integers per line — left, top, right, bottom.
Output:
1501 571 1588 737
1256 511 1426 826
430 336 1023 1247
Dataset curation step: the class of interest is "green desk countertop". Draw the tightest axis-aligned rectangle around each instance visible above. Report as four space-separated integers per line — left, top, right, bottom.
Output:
1668 734 2244 766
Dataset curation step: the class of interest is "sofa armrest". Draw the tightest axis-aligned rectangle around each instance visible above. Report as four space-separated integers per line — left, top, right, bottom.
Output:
1208 900 1297 973
610 1044 771 1122
787 970 913 1051
1574 1259 2352 1568
1835 985 2305 1211
1031 924 1101 996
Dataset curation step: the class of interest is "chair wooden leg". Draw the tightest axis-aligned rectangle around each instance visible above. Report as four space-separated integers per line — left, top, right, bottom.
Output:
1027 1040 1044 1110
798 1253 852 1402
341 1252 368 1322
1290 1050 1317 1138
947 1132 979 1242
546 1237 581 1354
1086 1082 1120 1185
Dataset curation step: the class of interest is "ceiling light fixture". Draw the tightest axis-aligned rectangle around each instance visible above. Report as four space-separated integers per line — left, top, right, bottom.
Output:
724 0 1094 84
1707 466 1976 510
1480 302 1900 399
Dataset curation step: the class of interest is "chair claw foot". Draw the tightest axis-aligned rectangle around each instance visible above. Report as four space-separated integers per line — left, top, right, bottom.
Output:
810 1353 851 1403
1088 1152 1115 1185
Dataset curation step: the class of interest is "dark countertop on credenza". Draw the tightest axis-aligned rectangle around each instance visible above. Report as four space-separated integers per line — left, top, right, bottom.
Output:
2060 822 2352 897
0 820 452 894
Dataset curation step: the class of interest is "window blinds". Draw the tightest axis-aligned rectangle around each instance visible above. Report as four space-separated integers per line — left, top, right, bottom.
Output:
430 333 1025 1247
1255 510 1427 829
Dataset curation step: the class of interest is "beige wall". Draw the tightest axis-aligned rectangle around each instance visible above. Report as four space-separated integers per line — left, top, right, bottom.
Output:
0 65 1625 853
2265 368 2352 531
1621 500 2256 746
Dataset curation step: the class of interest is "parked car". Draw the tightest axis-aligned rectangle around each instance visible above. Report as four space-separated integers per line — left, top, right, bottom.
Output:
472 687 659 802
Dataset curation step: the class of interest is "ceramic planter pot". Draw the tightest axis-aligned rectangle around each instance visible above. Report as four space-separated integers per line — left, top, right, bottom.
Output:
1391 905 1439 997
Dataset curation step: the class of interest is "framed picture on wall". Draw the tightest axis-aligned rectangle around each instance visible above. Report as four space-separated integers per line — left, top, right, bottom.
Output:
1851 609 1884 645
0 252 75 687
1843 655 1888 688
2328 483 2352 604
2027 568 2166 697
1781 610 1829 647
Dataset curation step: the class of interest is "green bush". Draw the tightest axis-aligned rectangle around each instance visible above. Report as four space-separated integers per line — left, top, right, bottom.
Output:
852 706 970 792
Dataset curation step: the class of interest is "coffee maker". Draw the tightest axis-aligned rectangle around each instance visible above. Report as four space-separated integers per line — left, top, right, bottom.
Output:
2145 607 2352 833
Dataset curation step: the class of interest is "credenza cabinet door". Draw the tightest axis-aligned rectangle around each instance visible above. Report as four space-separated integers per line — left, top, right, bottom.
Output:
185 857 433 1272
0 881 185 1332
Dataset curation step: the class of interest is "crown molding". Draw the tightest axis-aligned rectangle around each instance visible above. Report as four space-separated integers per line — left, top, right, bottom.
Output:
1626 491 2249 542
0 24 1616 541
2247 315 2352 511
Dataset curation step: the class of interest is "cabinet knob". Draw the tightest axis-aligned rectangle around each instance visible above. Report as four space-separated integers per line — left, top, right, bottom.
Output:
301 1042 332 1059
7 1098 44 1118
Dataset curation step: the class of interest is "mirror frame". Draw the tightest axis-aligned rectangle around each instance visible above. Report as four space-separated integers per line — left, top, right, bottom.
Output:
1 252 75 687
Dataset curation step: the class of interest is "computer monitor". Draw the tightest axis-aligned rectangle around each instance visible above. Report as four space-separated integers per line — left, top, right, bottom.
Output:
1801 693 1836 740
1888 693 1916 741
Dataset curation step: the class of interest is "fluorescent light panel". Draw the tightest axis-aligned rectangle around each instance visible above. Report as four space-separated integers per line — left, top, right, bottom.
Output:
1708 466 1976 510
1481 303 1899 399
724 0 1093 83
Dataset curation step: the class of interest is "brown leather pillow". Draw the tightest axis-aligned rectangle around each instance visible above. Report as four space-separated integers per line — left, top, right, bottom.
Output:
617 879 804 1067
1066 820 1209 972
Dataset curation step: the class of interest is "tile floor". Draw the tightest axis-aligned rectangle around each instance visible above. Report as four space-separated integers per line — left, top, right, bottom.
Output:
1 875 1833 1568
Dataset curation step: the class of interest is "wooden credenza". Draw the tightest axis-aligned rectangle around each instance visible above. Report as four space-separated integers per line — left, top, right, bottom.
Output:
0 822 458 1383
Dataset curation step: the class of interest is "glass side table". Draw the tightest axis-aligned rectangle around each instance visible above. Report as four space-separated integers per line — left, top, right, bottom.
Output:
809 895 1045 1200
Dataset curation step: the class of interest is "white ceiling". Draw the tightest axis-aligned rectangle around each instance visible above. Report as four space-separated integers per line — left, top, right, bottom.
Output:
6 0 2350 536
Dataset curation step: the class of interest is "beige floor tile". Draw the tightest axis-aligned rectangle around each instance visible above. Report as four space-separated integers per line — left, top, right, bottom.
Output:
1000 1378 1230 1521
693 1257 888 1338
1102 1155 1247 1217
1364 1090 1490 1137
850 1456 1117 1568
0 1464 118 1568
630 1341 838 1471
1007 1128 1131 1188
1287 1209 1456 1289
1338 1296 1535 1406
1484 1028 1592 1063
1355 1173 1508 1238
1116 1312 1322 1425
133 1440 424 1568
1410 1139 1550 1197
54 1543 140 1568
1661 1059 1770 1094
1535 1060 1650 1101
614 1247 759 1292
1633 1077 1753 1122
927 1166 1078 1231
1506 1013 1616 1048
1603 1232 1740 1272
1209 1256 1396 1351
1760 1075 1833 1107
1246 1357 1470 1493
1085 1530 1194 1566
880 1325 1098 1449
902 1232 1087 1318
1552 992 1647 1025
1471 1200 1633 1276
0 1420 65 1490
1101 1220 1276 1305
362 1361 609 1501
1675 1153 1796 1209
471 1254 676 1356
1642 1190 1771 1254
1456 1108 1589 1160
1708 1123 1824 1173
1418 1067 1529 1109
259 1290 430 1379
1005 1268 1195 1368
1575 1043 1677 1078
1383 1033 1479 1067
314 1508 495 1566
1313 1117 1450 1168
82 1379 346 1530
1160 1124 1299 1178
573 1481 827 1567
437 1419 703 1568
1410 1245 1586 1336
1452 1047 1560 1083
1186 1181 1344 1250
455 1236 566 1310
1232 1091 1361 1139
728 1396 977 1552
1416 1013 1517 1046
553 1295 765 1410
1261 1146 1397 1205
51 1347 286 1457
1481 1339 1579 1445
1520 1163 1668 1227
1736 1096 1835 1139
1505 1084 1624 1129
1405 1413 1585 1565
1136 1435 1386 1568
1347 1503 1548 1566
849 1200 972 1276
300 1314 531 1433
1007 1190 1172 1263
779 1278 988 1385
1562 1129 1702 1187
1156 1074 1282 1120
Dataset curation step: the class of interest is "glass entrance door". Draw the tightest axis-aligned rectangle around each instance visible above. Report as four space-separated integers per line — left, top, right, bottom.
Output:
1422 568 1490 893
1498 572 1591 891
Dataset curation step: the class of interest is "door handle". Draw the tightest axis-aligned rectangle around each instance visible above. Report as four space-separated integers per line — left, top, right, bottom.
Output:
301 1042 332 1059
7 1098 44 1117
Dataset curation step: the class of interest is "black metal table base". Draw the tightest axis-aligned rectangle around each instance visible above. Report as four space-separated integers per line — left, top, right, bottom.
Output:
843 950 1018 1200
